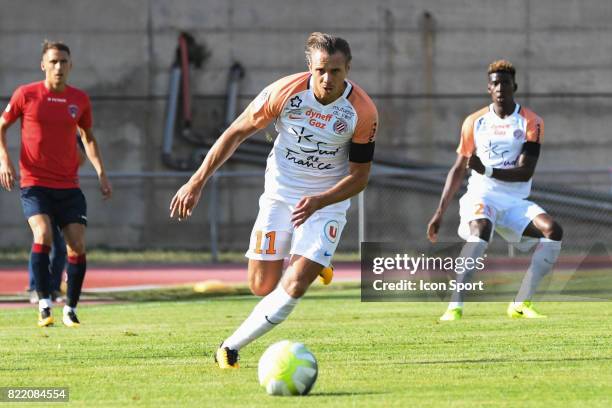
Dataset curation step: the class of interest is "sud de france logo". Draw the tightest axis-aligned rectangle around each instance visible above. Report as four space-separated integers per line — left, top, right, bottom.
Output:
324 220 340 243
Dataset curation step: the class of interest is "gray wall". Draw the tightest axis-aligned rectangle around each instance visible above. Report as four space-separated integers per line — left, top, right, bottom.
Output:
1 0 611 250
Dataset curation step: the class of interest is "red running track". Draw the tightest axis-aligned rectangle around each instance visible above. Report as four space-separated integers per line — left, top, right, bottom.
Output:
0 263 362 295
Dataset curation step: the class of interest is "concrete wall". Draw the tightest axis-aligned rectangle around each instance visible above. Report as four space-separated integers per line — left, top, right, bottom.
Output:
1 0 611 250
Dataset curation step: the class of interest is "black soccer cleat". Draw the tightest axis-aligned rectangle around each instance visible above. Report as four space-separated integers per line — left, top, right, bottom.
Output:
62 311 81 327
214 344 239 369
37 307 54 327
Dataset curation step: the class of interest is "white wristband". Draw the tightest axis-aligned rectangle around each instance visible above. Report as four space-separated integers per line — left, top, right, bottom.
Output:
484 165 493 177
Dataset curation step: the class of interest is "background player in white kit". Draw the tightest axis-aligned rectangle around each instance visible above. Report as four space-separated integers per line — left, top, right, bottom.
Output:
169 32 378 368
427 60 563 321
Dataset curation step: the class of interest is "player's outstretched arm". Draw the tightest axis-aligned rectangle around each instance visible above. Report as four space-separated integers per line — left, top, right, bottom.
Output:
169 110 259 220
79 127 112 200
291 161 371 228
427 154 468 243
0 117 17 191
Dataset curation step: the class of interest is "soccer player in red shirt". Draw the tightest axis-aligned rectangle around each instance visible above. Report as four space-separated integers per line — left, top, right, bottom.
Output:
0 41 112 327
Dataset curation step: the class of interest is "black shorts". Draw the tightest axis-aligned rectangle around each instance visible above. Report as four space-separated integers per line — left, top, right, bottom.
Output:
20 186 87 228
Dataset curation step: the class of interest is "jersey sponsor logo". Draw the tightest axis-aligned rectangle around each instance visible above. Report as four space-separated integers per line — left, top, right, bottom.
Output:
305 109 332 129
324 220 340 243
287 108 303 120
4 103 9 113
289 95 303 108
68 104 79 119
253 88 269 111
369 121 377 142
47 97 67 103
332 105 355 120
305 109 333 122
290 126 340 157
284 148 334 170
333 118 348 135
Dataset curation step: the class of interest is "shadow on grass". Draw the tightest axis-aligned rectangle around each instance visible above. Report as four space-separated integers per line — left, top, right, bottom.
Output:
408 356 612 365
309 390 387 397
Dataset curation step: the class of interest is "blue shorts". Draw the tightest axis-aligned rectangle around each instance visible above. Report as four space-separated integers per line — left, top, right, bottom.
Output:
20 186 87 228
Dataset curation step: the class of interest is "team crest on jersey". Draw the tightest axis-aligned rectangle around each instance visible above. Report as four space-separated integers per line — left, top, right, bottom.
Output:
68 104 79 119
513 129 524 139
333 118 348 135
324 220 340 243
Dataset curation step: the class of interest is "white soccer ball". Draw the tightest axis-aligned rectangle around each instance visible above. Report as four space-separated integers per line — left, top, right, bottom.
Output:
258 340 318 396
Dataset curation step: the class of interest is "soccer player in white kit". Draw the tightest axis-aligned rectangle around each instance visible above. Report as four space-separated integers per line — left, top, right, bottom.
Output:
427 60 563 321
169 32 378 368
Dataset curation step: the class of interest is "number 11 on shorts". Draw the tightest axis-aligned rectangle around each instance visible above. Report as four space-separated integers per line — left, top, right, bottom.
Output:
254 231 277 255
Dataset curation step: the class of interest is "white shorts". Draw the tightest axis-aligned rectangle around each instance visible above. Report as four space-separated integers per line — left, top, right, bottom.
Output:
245 195 347 267
458 191 546 244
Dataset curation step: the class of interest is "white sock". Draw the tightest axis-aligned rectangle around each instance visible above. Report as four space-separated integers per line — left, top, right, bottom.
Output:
223 281 298 351
63 305 76 316
448 236 488 309
38 298 52 311
515 239 562 302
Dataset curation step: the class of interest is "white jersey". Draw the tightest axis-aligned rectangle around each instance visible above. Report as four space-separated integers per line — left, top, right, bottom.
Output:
457 103 544 198
246 72 378 212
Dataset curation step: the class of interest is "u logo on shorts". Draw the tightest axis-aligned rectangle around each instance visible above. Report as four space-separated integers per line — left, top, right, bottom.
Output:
324 220 340 243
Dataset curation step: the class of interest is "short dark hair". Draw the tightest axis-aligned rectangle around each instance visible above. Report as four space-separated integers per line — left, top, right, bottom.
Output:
41 40 71 58
488 59 515 80
305 32 351 65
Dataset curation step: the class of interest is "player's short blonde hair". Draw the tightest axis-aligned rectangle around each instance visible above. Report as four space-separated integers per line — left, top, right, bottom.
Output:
488 59 515 79
305 32 351 65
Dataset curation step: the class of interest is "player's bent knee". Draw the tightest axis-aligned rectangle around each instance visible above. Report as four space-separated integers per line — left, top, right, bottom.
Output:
66 242 86 256
468 220 492 242
248 272 279 296
546 222 563 241
249 280 276 297
33 231 54 246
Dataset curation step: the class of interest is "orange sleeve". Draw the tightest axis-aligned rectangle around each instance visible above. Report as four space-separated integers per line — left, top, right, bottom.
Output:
348 85 378 144
456 115 475 157
524 110 544 143
246 72 309 129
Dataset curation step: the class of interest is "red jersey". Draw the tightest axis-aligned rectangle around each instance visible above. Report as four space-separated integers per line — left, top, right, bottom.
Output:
2 81 92 188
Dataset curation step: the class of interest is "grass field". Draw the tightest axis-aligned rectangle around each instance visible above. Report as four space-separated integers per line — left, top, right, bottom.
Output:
1 289 611 407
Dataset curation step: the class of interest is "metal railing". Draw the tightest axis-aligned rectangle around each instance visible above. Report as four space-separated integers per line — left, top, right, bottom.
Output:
58 166 612 260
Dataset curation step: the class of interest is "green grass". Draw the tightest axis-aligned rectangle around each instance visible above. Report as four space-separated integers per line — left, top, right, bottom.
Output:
1 290 611 407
